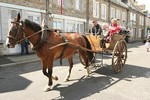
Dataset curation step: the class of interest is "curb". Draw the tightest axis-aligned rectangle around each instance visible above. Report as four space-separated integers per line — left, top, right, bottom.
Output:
0 59 40 68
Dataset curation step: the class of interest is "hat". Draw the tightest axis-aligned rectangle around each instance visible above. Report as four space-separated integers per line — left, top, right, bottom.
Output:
93 20 96 23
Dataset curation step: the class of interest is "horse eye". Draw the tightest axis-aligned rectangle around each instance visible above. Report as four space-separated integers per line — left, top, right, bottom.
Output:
11 28 18 34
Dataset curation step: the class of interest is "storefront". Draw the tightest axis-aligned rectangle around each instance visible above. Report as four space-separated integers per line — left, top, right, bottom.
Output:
52 14 86 34
0 2 44 55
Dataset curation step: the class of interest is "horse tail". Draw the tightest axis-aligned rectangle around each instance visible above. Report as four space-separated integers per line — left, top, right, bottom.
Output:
82 35 94 62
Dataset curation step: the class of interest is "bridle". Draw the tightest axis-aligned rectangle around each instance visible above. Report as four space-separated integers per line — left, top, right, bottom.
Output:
7 20 26 44
7 20 45 44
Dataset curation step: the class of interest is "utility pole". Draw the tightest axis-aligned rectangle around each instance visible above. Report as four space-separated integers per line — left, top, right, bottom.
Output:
45 0 49 26
86 0 89 33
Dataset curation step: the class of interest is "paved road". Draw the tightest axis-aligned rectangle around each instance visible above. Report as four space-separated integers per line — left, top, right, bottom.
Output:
0 42 150 100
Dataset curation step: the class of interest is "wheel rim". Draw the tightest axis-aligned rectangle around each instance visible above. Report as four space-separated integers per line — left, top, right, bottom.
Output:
112 40 127 73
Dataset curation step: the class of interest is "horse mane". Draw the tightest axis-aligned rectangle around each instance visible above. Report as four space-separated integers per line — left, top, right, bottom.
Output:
24 19 42 32
23 19 56 33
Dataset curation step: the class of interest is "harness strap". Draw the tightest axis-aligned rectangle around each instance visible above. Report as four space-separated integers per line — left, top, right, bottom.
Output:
32 26 49 50
58 34 69 65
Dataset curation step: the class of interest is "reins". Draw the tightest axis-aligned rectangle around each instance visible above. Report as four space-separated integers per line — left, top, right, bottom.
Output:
49 42 105 53
17 29 50 43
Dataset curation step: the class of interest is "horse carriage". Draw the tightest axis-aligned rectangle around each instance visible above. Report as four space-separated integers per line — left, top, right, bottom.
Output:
6 13 128 91
79 33 127 73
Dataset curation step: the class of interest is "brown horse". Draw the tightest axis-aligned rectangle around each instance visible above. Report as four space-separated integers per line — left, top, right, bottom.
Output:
6 13 93 91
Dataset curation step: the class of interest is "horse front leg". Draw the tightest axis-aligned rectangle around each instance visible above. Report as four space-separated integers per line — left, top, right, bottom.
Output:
42 68 52 92
42 59 58 92
65 56 73 82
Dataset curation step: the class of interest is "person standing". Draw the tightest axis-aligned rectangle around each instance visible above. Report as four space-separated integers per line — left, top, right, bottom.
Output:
21 38 30 55
92 20 102 35
145 34 150 52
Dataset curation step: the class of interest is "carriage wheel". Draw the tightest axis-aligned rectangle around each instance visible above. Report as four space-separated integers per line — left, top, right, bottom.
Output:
112 40 127 73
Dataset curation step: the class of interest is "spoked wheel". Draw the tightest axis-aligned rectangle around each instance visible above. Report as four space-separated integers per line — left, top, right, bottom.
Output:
112 40 127 73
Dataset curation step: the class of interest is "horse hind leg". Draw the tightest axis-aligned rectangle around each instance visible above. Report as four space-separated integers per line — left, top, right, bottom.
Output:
79 50 90 75
65 56 73 82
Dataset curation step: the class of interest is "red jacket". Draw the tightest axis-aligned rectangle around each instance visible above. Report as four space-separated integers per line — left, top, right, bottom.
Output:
109 24 120 36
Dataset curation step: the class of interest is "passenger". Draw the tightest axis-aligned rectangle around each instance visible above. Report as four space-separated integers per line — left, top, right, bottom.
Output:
105 18 121 42
102 23 109 37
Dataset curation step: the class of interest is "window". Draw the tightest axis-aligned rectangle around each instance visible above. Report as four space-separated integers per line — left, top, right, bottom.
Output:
116 9 120 19
111 7 115 19
28 16 33 21
28 16 40 24
140 16 144 25
93 0 99 18
58 0 67 7
133 13 136 22
101 4 107 20
139 28 141 38
130 12 136 25
53 21 62 29
77 22 84 34
122 12 126 22
34 17 40 24
11 10 18 19
76 0 82 10
66 20 76 32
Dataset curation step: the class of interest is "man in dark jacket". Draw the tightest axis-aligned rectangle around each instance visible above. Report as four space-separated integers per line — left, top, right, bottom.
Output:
92 20 102 35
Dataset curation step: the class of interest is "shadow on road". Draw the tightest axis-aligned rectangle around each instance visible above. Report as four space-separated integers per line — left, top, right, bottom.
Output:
51 64 150 100
0 62 41 93
0 54 82 94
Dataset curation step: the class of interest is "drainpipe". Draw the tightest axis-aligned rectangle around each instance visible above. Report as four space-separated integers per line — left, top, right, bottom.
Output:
86 0 89 33
126 9 129 29
108 0 111 24
143 14 146 39
0 7 2 41
45 0 50 27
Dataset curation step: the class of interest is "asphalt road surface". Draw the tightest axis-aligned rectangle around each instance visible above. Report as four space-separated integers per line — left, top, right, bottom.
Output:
0 42 150 100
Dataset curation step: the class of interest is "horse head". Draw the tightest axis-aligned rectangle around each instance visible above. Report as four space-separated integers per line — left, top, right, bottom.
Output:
6 13 25 48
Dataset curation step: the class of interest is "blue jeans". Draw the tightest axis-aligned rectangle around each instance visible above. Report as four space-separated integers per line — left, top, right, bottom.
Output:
21 42 29 54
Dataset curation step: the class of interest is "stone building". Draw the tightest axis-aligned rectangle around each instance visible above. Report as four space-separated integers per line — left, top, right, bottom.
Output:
0 0 149 55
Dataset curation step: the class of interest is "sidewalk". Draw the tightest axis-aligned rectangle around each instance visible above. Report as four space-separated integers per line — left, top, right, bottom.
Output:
0 53 40 68
0 42 144 68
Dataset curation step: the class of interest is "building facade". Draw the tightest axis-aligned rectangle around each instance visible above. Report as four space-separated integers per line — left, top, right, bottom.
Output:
0 1 45 55
0 0 149 55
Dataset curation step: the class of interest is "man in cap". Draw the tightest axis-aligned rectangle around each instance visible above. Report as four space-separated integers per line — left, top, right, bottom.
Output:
91 20 102 35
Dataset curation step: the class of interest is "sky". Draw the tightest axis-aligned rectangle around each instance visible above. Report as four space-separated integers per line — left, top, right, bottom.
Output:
136 0 150 12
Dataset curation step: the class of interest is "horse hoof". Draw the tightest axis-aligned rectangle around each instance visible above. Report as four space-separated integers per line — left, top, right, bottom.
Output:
52 76 58 81
85 74 90 78
54 76 58 80
64 78 69 82
43 85 51 92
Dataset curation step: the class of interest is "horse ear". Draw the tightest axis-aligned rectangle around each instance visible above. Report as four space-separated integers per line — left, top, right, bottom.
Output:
16 13 21 22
